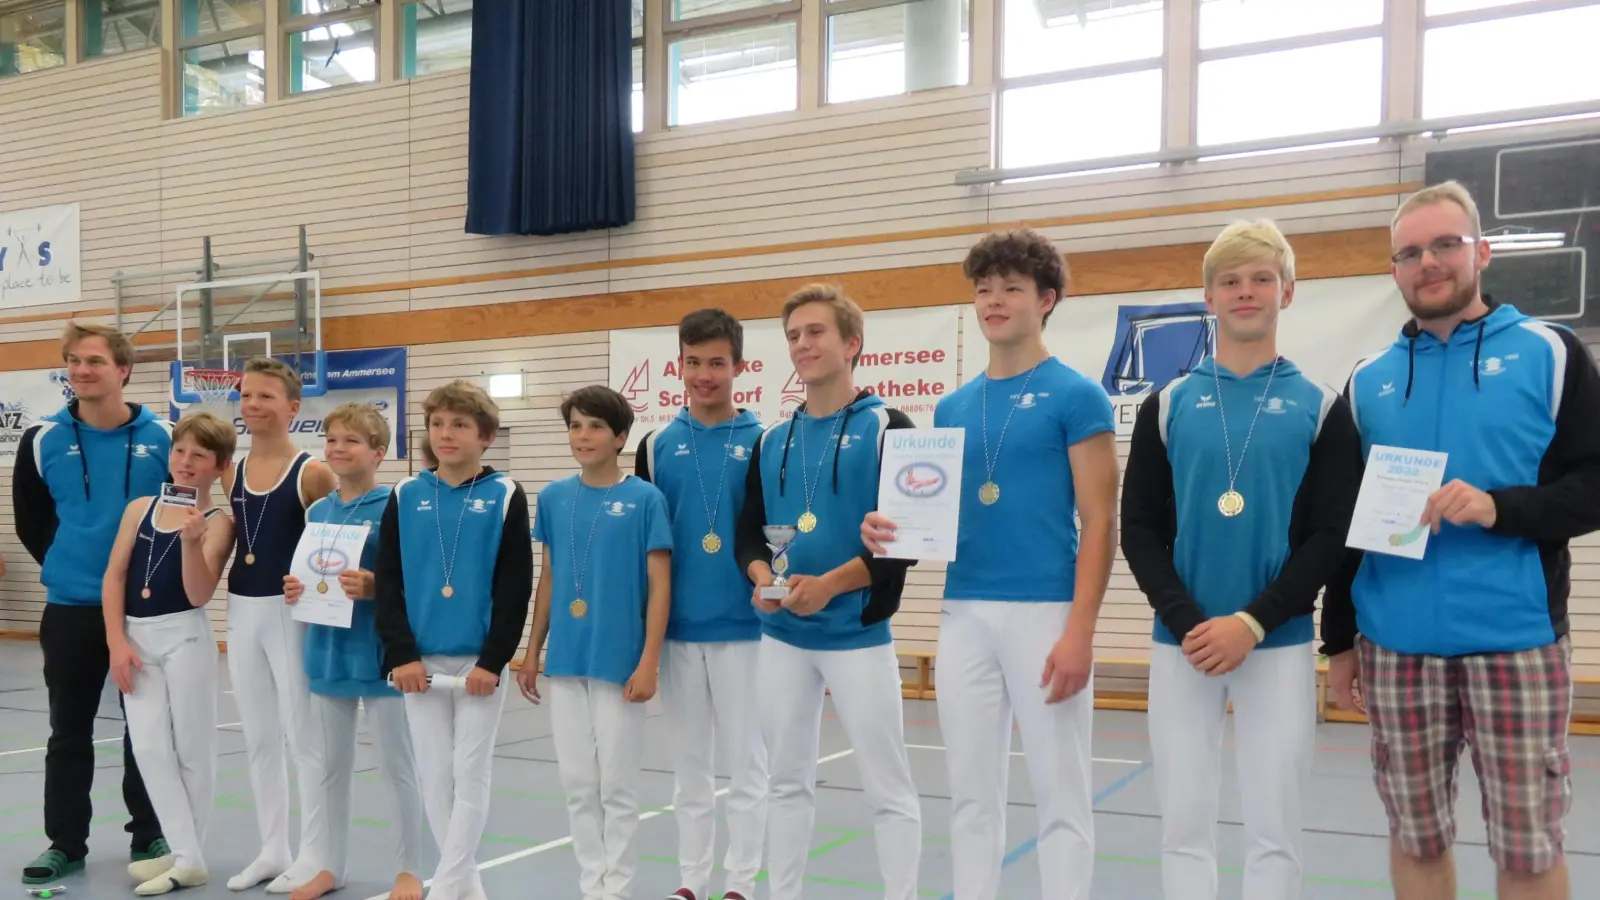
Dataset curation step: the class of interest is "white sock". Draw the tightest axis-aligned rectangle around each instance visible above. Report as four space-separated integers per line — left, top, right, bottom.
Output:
227 856 288 891
129 854 175 884
265 869 312 895
136 866 209 896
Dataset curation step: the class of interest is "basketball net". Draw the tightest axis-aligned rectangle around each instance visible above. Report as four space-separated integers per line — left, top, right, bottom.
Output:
185 369 241 418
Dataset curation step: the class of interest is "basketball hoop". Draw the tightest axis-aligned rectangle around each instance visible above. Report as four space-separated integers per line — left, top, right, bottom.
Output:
185 369 241 410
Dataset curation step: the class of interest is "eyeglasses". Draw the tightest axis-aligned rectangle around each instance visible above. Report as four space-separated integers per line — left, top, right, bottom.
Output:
1392 235 1479 267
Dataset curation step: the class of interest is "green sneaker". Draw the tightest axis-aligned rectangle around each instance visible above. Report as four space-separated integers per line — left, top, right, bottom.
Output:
130 838 171 863
22 849 84 885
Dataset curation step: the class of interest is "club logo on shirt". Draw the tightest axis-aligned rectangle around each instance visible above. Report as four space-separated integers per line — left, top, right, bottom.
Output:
893 462 948 498
729 444 749 461
1195 394 1216 409
1480 354 1516 377
605 501 636 517
132 444 154 458
839 434 855 450
468 499 489 513
1016 392 1037 409
1264 397 1287 414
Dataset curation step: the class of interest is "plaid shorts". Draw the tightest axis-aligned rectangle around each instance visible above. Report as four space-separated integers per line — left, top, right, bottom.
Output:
1357 635 1574 873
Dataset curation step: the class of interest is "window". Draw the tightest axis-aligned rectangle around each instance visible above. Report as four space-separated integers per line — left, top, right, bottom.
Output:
285 0 376 94
0 1 65 78
84 0 160 59
402 0 472 77
1422 3 1600 119
825 0 969 105
666 2 800 127
1194 0 1385 147
997 0 1164 170
177 0 266 115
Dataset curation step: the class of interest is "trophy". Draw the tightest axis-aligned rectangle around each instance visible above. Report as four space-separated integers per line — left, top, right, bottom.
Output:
760 525 798 602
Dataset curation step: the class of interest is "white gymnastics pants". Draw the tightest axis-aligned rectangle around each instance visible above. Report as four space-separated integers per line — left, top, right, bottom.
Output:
124 609 218 872
1148 641 1316 900
404 655 509 900
659 639 767 900
936 600 1095 900
758 636 921 900
309 693 428 884
225 593 328 874
549 677 648 900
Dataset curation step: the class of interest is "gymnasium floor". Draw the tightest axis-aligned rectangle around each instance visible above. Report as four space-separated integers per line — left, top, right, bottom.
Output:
0 641 1595 900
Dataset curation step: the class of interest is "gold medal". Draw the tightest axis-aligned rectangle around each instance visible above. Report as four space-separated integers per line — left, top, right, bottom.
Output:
442 584 454 598
141 587 151 599
1218 490 1245 517
317 581 329 594
979 481 1000 505
570 598 588 618
245 552 256 565
702 532 722 554
798 511 818 533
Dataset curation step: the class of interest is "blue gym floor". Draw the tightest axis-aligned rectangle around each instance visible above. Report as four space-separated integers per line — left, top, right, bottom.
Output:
0 640 1596 899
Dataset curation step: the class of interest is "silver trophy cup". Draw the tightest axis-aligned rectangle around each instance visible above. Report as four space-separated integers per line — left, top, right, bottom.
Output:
760 524 798 602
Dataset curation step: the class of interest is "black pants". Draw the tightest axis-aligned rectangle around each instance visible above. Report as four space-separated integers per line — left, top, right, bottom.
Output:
40 603 162 860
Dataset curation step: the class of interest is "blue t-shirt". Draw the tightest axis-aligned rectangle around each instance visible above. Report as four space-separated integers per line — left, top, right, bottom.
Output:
534 475 673 686
937 357 1115 602
302 486 395 697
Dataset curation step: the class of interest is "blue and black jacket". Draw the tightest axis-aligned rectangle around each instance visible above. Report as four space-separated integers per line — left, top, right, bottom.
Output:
373 467 535 675
13 402 173 605
733 390 915 651
1121 357 1363 648
1322 300 1600 657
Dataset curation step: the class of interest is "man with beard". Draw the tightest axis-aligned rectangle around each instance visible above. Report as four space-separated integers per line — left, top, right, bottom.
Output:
1324 180 1600 900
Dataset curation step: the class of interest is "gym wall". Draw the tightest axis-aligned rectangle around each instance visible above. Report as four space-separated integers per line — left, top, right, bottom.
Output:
0 49 1596 700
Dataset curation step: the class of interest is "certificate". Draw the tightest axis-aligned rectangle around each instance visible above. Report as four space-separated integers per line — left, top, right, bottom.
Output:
1346 445 1448 560
288 522 370 628
874 428 964 562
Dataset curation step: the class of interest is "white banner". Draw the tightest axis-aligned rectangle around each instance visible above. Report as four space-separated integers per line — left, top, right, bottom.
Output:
0 368 73 463
609 306 960 451
961 275 1412 438
0 203 81 309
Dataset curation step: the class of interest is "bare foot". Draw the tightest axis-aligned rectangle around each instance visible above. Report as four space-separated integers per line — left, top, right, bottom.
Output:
288 870 338 900
389 872 423 900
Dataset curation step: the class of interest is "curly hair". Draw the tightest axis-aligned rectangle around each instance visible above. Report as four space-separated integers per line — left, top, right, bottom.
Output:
962 229 1069 324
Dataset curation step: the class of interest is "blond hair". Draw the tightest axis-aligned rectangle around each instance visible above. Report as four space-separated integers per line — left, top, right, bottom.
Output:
780 284 866 369
171 411 237 464
61 322 134 370
322 402 391 452
242 356 303 403
1203 219 1297 287
423 380 500 439
1392 180 1482 237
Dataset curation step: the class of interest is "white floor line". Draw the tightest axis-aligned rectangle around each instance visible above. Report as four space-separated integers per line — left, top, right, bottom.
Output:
0 721 242 757
902 743 1144 765
359 747 859 900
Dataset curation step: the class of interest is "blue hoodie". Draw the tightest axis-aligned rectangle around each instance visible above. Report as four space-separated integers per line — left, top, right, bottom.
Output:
14 402 173 606
635 408 764 643
734 390 915 651
302 486 395 697
1323 302 1600 657
1121 357 1362 649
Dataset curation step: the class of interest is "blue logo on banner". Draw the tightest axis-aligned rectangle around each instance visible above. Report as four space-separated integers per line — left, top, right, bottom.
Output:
1101 302 1216 397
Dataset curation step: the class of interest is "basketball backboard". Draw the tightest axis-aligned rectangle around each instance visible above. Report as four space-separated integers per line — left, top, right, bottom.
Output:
169 270 326 405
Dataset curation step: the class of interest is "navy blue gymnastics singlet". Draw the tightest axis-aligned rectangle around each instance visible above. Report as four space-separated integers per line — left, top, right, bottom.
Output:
228 451 312 597
125 500 226 618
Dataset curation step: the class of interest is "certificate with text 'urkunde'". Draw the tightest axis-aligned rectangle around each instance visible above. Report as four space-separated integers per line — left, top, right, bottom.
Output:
1346 445 1448 560
874 427 964 563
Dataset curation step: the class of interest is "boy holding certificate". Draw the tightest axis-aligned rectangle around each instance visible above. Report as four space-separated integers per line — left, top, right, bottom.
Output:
632 309 767 900
863 230 1119 900
104 412 236 896
735 285 921 900
516 385 673 900
283 403 427 900
1120 220 1361 900
375 380 534 900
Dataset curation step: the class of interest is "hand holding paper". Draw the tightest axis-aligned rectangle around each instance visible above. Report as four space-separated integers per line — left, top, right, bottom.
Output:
873 428 964 562
1345 445 1448 560
288 521 371 628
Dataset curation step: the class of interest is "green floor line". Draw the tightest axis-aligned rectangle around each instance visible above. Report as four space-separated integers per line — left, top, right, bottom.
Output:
1094 854 1493 898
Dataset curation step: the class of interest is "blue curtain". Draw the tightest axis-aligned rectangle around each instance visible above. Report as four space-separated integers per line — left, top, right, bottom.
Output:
465 0 636 237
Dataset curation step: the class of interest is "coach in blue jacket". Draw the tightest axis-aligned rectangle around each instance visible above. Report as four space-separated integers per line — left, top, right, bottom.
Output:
1324 181 1600 898
12 323 173 885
